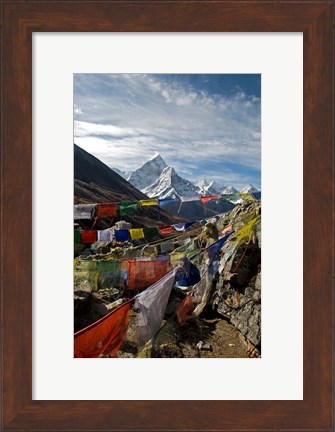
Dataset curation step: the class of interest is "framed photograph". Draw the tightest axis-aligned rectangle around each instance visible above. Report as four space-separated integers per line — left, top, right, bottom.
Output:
1 1 333 431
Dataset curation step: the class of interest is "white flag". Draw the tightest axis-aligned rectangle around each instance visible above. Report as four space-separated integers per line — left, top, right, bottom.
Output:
135 268 178 347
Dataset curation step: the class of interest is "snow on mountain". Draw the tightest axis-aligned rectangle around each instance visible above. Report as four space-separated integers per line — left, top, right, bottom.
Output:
127 154 167 190
222 185 238 194
142 166 200 199
240 184 259 193
112 167 129 179
196 178 221 195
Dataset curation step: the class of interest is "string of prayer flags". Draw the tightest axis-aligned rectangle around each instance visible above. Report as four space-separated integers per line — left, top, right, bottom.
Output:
129 228 145 240
74 300 132 358
139 199 159 207
122 258 170 291
135 268 178 347
119 201 138 217
74 203 96 220
200 194 220 204
96 203 118 218
114 229 130 242
97 229 113 242
158 226 174 235
158 198 178 207
80 230 97 243
143 227 160 240
176 295 194 326
74 230 81 243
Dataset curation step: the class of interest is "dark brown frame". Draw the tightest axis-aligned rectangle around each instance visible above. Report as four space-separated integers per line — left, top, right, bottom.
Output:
1 1 334 431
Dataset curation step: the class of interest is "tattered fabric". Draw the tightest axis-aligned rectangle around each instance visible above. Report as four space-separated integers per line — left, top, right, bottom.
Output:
74 300 131 358
176 295 194 326
80 230 97 243
122 258 170 291
135 268 178 347
74 204 96 220
96 203 118 218
172 222 195 231
207 232 234 260
158 198 178 207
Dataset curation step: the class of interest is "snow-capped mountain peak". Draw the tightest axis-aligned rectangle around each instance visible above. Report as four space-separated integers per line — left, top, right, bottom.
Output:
127 154 167 190
222 185 238 194
143 165 200 199
240 184 259 193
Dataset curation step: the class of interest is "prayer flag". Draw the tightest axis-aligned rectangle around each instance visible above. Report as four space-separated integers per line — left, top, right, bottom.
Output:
239 193 255 202
122 258 170 291
169 251 185 267
80 230 97 243
130 228 145 240
74 204 96 220
200 194 220 204
97 229 113 242
158 198 178 207
114 229 130 242
96 203 118 218
207 232 234 260
74 300 131 358
139 199 158 207
158 225 174 235
95 260 123 290
74 230 81 243
143 227 160 240
160 239 175 253
176 295 194 326
119 201 138 217
176 262 201 287
172 222 195 232
135 268 178 347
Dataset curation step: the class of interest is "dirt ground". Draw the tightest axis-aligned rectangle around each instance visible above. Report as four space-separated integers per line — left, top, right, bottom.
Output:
116 309 248 358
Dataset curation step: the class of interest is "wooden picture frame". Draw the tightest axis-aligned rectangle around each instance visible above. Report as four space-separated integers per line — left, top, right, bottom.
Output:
1 1 333 430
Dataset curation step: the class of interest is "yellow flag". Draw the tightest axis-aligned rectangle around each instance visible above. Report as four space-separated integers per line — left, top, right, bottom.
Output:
169 251 185 267
139 199 159 207
130 228 145 240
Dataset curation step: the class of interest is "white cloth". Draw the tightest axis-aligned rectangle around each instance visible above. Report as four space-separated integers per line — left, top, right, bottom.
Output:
97 229 113 242
74 204 96 220
135 268 178 347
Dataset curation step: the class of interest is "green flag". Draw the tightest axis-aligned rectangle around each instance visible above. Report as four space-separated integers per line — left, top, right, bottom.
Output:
143 227 160 240
74 229 81 243
119 201 138 217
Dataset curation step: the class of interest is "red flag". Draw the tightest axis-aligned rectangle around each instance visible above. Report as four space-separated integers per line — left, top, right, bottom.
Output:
176 295 194 326
200 194 220 203
121 259 170 291
74 300 131 358
96 203 118 218
80 230 97 243
158 226 174 234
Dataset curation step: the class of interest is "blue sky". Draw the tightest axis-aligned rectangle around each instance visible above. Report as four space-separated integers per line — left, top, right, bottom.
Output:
74 74 261 189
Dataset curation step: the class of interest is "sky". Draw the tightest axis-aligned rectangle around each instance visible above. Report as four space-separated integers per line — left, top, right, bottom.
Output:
74 74 261 189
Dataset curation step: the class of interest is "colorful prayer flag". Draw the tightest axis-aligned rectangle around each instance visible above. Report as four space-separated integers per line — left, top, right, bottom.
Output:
207 232 234 260
122 258 170 291
119 201 138 217
143 227 160 240
172 222 195 232
114 229 130 242
130 228 145 240
135 268 178 347
74 300 131 358
200 194 220 204
158 198 178 207
74 204 96 220
139 199 159 207
158 226 174 235
176 295 194 326
74 230 81 243
96 203 118 218
97 229 113 242
80 230 97 243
